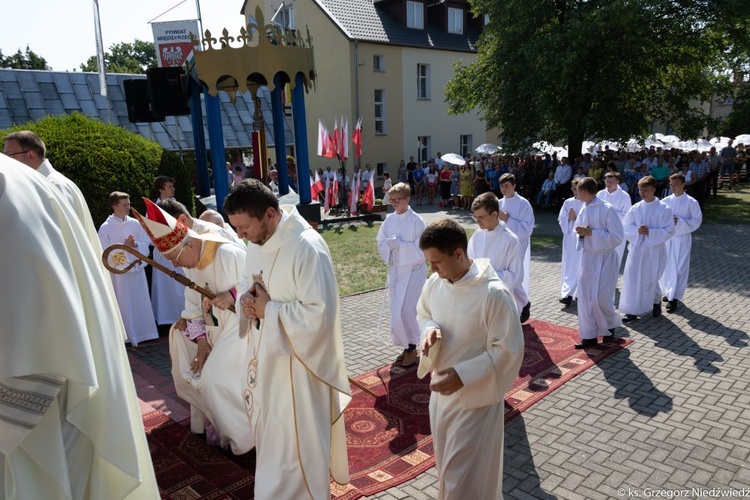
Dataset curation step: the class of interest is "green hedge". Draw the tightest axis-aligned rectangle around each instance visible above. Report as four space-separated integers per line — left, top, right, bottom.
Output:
1 113 194 226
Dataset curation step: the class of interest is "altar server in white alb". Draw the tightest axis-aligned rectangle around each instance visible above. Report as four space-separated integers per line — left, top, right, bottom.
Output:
417 219 524 500
596 171 632 270
498 173 534 322
468 192 524 315
620 176 675 322
132 198 254 454
376 182 427 367
557 178 584 306
0 157 158 499
225 180 351 499
98 191 158 345
573 178 624 348
658 173 702 313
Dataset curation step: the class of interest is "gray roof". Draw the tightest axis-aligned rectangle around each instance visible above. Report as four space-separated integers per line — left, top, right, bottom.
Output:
314 0 478 52
0 68 294 151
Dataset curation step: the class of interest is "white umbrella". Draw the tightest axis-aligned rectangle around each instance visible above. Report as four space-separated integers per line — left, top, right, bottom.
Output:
475 143 501 155
733 134 750 144
696 139 713 152
441 153 467 166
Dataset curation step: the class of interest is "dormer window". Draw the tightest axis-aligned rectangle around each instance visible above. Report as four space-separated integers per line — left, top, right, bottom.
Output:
407 1 424 30
448 7 463 34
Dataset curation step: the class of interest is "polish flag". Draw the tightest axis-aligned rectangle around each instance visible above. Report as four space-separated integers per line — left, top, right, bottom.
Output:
361 173 375 212
339 116 349 160
311 170 324 200
331 118 339 159
317 119 330 157
352 117 362 159
329 177 339 208
349 170 361 215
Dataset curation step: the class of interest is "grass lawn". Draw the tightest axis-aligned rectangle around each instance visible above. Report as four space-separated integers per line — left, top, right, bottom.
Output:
321 223 561 296
702 182 750 225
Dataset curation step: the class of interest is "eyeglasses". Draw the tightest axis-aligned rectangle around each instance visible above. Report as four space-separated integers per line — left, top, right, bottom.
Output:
171 242 188 263
6 151 29 157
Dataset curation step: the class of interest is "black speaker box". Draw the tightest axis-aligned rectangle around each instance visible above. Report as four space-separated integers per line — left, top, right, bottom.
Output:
147 67 190 117
124 79 164 123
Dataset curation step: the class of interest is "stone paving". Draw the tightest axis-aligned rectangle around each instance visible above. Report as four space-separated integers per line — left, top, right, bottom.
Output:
131 197 750 500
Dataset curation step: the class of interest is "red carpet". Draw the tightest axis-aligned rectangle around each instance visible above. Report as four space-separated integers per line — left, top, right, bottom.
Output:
144 319 631 499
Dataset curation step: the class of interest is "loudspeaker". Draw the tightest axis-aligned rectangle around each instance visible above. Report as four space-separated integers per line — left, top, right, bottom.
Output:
124 79 164 123
147 67 190 117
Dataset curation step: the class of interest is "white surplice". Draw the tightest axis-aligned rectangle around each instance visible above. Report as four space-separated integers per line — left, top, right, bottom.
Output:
169 240 255 454
0 160 158 500
558 197 584 299
597 186 632 270
467 221 524 313
417 259 524 500
237 206 351 499
99 214 158 345
499 193 535 298
376 206 427 347
575 197 624 339
658 192 702 301
620 199 675 316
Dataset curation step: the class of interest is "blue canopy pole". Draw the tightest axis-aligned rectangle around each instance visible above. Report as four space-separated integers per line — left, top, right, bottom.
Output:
271 75 289 195
204 90 227 213
190 79 210 198
292 74 311 204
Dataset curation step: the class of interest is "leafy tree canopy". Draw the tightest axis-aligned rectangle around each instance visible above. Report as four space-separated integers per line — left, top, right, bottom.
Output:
0 46 50 70
80 39 156 74
446 0 750 156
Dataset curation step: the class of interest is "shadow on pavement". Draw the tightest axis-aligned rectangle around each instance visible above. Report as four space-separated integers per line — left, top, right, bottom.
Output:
676 305 749 347
504 413 558 499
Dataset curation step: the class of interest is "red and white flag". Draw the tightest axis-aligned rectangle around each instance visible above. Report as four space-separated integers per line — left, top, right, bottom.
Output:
349 170 361 215
317 119 330 157
339 116 349 160
311 170 324 200
352 117 362 159
331 118 339 159
329 177 339 208
361 172 375 212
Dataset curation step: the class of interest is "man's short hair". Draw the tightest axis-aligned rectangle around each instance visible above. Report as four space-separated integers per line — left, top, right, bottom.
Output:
108 191 130 207
223 179 279 219
670 172 686 183
157 198 191 219
471 191 499 214
638 175 657 188
153 175 175 192
419 219 467 255
577 177 598 194
604 171 620 181
3 130 45 157
571 177 581 187
199 209 226 226
389 182 411 197
499 173 516 186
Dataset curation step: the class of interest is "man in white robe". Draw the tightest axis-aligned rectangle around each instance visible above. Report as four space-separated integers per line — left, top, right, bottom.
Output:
498 173 534 322
133 198 254 454
573 178 624 348
225 180 351 499
98 191 159 345
558 179 584 305
376 182 427 367
151 176 185 325
468 192 523 316
620 176 675 321
658 173 702 313
417 219 524 500
597 171 632 271
0 156 158 499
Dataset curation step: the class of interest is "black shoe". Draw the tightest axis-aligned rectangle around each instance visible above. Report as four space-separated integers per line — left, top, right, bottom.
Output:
574 338 598 349
603 329 617 344
559 295 573 306
662 296 668 302
666 299 678 313
622 314 638 323
520 302 531 323
653 303 662 318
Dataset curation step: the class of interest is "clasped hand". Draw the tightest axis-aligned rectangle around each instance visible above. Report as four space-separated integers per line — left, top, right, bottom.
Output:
574 225 591 237
241 283 270 321
386 236 400 249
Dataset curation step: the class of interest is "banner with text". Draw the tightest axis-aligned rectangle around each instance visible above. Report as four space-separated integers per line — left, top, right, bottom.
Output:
152 20 200 68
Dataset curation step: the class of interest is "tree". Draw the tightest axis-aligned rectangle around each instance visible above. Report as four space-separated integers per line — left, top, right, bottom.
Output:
445 0 750 157
0 46 50 70
80 39 156 74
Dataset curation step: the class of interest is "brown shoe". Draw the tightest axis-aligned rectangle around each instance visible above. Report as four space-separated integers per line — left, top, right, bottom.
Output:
396 350 407 362
401 350 418 367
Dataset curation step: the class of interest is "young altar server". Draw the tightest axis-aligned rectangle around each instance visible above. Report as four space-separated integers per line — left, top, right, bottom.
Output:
557 178 584 305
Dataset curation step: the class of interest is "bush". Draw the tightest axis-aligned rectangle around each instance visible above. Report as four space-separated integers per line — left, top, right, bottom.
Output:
1 113 194 226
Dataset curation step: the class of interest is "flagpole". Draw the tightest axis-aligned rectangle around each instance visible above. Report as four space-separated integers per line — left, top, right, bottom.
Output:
93 0 107 97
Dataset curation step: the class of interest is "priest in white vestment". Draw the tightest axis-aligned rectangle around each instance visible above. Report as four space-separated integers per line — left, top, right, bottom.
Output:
133 198 255 454
658 173 702 313
597 172 632 272
417 219 524 500
225 180 352 499
0 157 159 499
467 192 523 315
376 182 427 367
98 191 159 345
558 179 584 305
498 173 534 322
620 176 675 321
573 178 624 348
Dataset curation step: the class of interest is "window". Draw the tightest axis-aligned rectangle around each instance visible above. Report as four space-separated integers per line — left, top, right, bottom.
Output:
460 135 473 158
373 54 384 72
417 64 430 99
484 14 490 26
406 1 424 29
283 6 295 29
377 162 387 177
448 7 463 34
374 89 386 134
417 136 431 163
